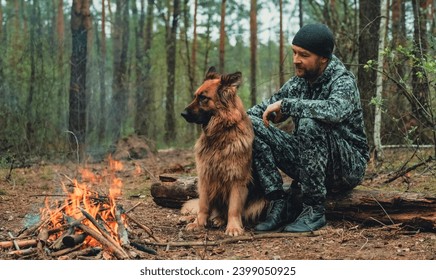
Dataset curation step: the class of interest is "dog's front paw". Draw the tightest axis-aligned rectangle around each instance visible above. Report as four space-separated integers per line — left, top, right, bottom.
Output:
178 215 196 225
185 221 205 232
225 225 245 237
210 216 226 228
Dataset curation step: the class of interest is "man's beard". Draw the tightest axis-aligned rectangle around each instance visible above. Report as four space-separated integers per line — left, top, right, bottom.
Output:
295 60 323 81
296 67 320 80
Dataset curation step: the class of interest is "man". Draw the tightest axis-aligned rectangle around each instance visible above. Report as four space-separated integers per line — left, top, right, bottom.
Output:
248 23 369 233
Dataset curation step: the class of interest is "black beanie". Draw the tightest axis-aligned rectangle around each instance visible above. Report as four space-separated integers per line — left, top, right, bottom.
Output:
292 23 334 59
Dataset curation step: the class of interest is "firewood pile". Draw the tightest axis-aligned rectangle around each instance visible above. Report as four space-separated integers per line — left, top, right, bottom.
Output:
0 158 159 260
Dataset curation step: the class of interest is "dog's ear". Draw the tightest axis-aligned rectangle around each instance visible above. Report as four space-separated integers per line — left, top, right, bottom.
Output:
207 66 217 74
220 71 242 89
204 66 220 81
217 71 242 107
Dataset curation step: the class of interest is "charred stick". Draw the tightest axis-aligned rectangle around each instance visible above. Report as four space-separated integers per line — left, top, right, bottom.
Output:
48 216 85 236
77 223 129 259
130 242 157 255
78 207 123 250
96 213 118 238
50 228 75 250
62 233 88 248
50 243 83 258
69 246 102 258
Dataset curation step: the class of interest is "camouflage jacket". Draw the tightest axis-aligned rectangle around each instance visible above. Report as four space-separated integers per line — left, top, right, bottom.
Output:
247 55 370 162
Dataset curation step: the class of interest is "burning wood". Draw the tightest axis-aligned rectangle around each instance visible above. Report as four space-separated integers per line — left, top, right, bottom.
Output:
0 156 157 260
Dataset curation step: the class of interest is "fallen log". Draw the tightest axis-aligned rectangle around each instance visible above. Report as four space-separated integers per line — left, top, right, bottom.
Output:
150 174 198 208
151 175 436 231
326 189 436 231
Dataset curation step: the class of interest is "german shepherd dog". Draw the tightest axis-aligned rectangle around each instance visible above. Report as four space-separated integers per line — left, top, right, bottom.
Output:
180 67 267 236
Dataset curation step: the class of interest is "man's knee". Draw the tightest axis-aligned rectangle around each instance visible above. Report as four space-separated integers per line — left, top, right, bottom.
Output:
296 118 324 134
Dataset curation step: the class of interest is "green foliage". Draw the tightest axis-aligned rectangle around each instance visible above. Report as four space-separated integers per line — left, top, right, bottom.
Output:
370 96 384 108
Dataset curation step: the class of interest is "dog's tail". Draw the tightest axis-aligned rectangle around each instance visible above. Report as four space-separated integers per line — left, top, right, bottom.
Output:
243 198 268 223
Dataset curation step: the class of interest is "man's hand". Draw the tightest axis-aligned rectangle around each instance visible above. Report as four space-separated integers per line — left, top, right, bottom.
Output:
262 100 283 127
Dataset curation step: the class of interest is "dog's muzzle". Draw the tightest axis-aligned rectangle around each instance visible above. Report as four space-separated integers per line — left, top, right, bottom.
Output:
181 109 212 125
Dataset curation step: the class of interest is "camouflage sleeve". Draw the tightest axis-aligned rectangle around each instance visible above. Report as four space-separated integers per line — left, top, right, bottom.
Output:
247 77 300 119
280 75 358 123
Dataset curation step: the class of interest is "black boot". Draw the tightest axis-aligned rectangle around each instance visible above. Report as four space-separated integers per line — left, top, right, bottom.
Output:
254 198 286 232
283 203 326 233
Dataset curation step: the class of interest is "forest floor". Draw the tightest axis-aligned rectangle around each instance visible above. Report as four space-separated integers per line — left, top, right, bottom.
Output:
0 138 435 260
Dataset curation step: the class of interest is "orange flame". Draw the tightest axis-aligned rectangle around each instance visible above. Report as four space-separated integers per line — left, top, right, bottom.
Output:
40 155 126 247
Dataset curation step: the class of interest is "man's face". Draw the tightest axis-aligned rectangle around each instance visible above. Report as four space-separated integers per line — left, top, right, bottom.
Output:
292 45 328 83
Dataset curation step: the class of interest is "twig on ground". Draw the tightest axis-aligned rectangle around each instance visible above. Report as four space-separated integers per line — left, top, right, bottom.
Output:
144 230 325 248
370 193 395 225
124 212 160 243
384 156 434 184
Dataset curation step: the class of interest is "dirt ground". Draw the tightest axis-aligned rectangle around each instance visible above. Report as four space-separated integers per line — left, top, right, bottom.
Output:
0 144 435 260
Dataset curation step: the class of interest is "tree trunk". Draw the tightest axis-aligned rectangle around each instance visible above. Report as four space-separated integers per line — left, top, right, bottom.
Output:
183 0 197 97
411 0 433 133
69 0 91 161
133 0 146 136
191 0 198 90
164 0 180 145
373 0 388 162
358 0 381 151
218 0 226 73
97 0 107 142
56 0 67 141
111 0 130 141
249 0 257 107
181 0 198 142
27 1 37 146
0 3 2 36
388 0 408 144
202 12 212 75
136 0 155 138
0 4 3 98
56 0 65 68
298 0 303 28
279 0 285 86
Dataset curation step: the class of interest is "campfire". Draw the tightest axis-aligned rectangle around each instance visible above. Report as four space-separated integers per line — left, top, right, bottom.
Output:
0 156 158 260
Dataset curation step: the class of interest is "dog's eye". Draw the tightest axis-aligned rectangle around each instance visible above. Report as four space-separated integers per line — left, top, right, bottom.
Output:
198 95 209 103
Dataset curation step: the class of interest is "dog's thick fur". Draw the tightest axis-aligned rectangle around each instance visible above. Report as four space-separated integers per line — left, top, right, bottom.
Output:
180 67 267 236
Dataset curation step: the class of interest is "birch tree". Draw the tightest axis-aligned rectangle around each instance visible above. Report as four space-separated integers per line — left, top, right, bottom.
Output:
373 0 388 162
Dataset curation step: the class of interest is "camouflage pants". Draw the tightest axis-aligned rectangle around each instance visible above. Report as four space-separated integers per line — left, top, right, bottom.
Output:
250 116 367 205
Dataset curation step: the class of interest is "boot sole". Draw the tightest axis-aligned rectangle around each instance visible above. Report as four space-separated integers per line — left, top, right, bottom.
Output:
253 226 285 234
